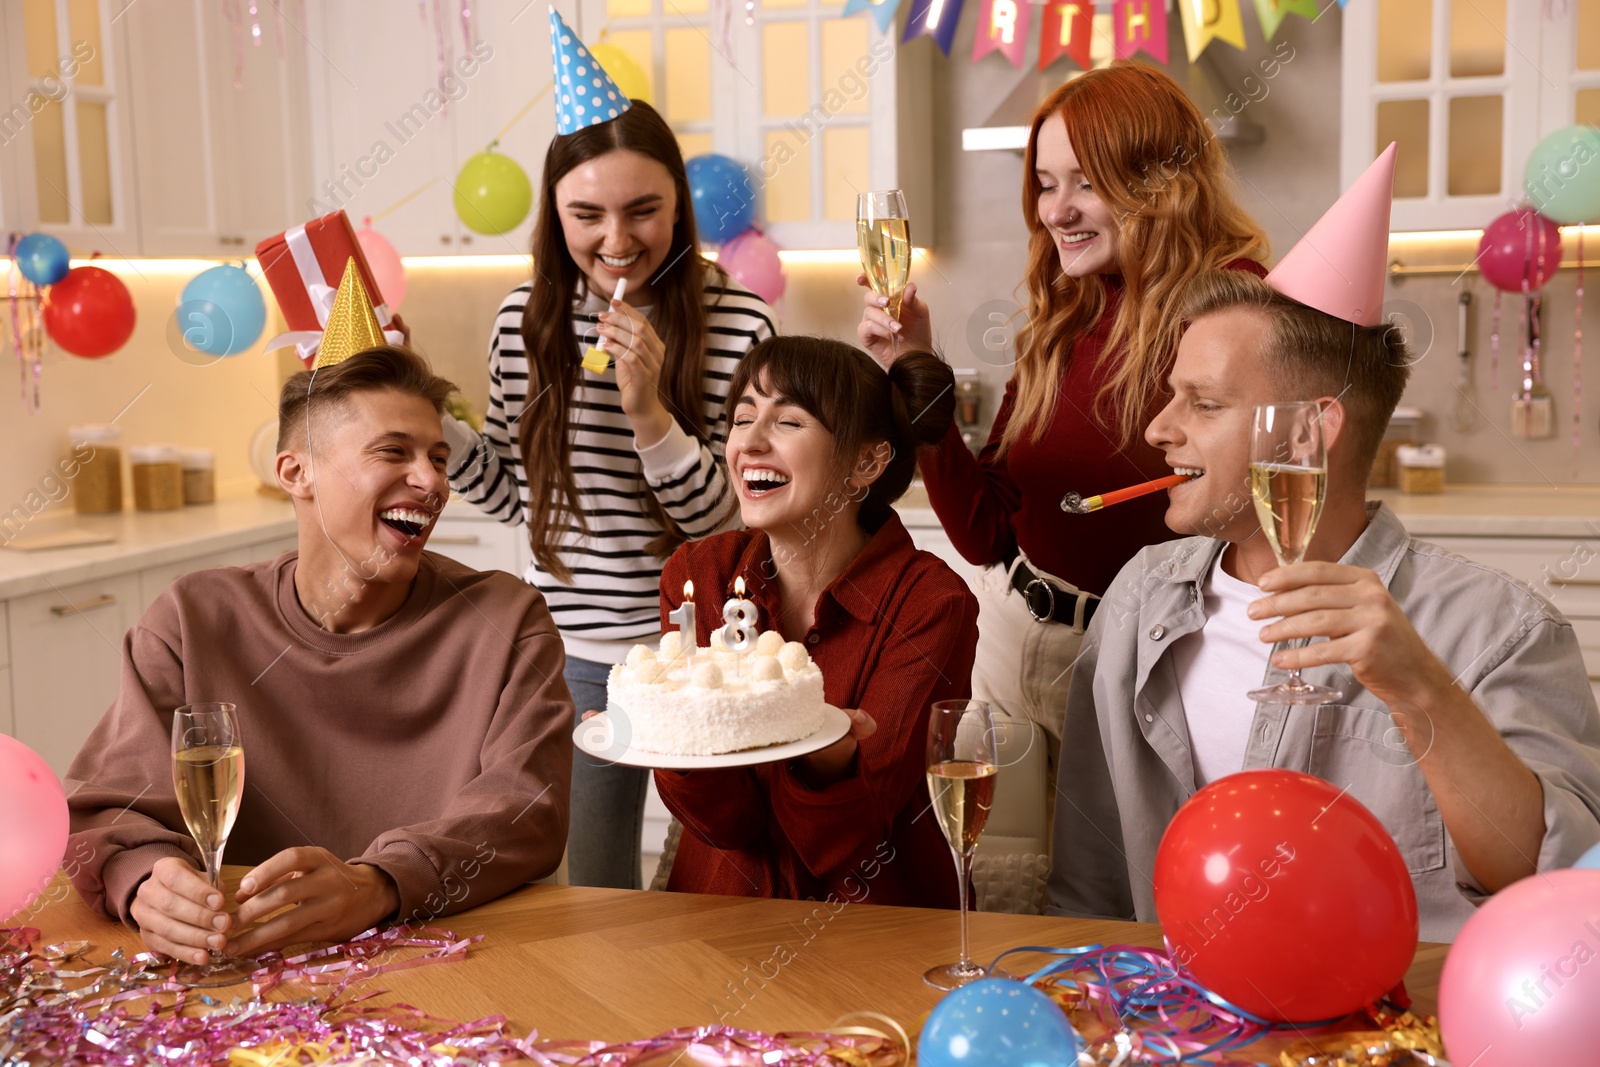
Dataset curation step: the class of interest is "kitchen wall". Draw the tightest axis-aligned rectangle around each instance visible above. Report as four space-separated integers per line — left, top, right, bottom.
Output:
6 4 1598 524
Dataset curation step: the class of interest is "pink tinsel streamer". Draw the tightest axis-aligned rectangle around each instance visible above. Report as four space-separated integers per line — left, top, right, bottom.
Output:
6 234 44 414
1 925 907 1067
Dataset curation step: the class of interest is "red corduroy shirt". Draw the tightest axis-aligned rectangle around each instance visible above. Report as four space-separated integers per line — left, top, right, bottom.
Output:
653 512 979 908
921 259 1269 595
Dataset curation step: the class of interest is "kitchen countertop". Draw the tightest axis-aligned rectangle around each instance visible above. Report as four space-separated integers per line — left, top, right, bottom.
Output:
0 489 295 600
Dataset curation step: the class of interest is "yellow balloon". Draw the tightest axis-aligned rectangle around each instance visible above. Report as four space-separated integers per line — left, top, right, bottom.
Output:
588 43 652 106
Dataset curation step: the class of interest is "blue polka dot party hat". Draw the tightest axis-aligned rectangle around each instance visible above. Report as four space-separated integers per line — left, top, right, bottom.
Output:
549 6 632 135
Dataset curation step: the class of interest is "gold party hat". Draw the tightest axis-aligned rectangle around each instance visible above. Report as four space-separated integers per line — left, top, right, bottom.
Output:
314 258 387 369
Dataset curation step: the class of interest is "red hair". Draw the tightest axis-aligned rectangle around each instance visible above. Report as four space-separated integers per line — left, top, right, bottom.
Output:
1005 62 1269 453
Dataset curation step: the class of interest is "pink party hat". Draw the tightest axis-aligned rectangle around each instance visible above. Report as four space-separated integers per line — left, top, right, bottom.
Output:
1266 143 1397 327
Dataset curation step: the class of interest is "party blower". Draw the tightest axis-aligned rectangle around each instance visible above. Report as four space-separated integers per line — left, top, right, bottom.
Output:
1060 473 1191 514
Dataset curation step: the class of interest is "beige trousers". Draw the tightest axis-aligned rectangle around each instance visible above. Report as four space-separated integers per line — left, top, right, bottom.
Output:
969 554 1092 779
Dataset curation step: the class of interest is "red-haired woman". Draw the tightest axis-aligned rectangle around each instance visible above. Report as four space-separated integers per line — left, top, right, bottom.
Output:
446 101 775 889
858 62 1269 773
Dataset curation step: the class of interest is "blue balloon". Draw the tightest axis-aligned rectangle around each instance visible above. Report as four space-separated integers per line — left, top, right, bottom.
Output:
15 233 70 286
1577 841 1600 870
177 265 266 357
919 978 1080 1067
685 153 756 244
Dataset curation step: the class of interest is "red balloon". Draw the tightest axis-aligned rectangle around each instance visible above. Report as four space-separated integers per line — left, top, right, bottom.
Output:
42 265 136 358
1478 209 1563 293
1154 769 1418 1023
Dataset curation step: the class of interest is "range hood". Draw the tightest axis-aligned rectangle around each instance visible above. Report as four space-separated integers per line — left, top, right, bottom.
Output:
961 52 1266 152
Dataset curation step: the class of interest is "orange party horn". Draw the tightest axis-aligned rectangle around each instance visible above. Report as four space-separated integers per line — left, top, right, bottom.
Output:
1060 473 1192 514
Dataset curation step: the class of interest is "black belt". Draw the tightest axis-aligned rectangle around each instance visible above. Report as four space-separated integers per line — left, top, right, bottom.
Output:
1006 552 1101 628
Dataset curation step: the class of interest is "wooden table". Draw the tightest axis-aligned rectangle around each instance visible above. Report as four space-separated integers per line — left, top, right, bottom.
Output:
19 873 1446 1060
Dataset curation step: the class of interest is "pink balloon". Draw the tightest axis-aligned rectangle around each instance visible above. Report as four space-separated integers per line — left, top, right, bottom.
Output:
1439 868 1600 1067
720 229 785 305
0 734 69 921
1477 209 1563 292
357 225 407 313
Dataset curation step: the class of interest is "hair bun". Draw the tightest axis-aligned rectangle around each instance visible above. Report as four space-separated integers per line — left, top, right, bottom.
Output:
886 351 957 450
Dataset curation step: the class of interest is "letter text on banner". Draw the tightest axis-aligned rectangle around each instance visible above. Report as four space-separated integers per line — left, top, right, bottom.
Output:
1113 0 1168 63
972 0 1031 67
1177 0 1246 63
843 0 904 37
1039 0 1093 71
1251 0 1318 41
901 0 965 53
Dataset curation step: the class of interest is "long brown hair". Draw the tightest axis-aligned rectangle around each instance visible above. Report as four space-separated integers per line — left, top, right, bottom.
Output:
1007 62 1269 454
520 101 724 582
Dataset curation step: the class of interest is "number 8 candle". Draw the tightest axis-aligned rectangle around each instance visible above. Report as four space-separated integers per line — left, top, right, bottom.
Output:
716 576 759 652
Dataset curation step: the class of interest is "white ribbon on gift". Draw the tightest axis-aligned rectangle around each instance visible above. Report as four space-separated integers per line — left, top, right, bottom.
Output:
262 222 404 362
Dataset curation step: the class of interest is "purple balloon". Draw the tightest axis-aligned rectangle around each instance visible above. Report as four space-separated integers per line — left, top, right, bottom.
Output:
1478 209 1563 293
1439 868 1600 1067
719 229 785 305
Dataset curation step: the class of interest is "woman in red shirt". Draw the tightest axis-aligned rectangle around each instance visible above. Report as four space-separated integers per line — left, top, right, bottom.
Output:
858 62 1268 771
654 336 978 906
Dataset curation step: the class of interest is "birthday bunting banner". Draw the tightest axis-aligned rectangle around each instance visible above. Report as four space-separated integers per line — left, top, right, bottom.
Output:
857 0 1307 74
972 0 1032 68
1037 0 1092 72
900 0 965 53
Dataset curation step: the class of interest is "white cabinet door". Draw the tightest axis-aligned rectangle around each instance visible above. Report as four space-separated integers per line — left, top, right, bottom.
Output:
9 571 141 776
304 2 475 256
427 514 526 576
202 5 314 247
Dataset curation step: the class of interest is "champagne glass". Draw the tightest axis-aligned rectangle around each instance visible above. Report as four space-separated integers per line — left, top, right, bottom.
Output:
170 702 254 986
924 699 999 990
1246 403 1345 705
857 190 912 320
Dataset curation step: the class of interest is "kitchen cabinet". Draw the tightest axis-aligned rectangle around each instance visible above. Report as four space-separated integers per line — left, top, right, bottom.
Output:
1 0 312 255
425 500 531 577
1426 534 1600 706
1341 1 1600 231
0 0 140 252
9 570 142 775
121 0 313 255
303 2 509 257
1 520 303 776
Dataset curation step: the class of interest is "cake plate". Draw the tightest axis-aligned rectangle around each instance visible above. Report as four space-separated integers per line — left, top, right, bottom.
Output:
572 705 853 770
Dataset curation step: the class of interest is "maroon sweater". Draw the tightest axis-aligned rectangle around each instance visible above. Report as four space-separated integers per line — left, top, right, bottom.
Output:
922 259 1269 594
65 551 573 927
653 513 979 907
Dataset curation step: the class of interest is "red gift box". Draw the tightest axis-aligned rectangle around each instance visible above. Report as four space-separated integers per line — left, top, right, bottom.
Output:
255 210 393 366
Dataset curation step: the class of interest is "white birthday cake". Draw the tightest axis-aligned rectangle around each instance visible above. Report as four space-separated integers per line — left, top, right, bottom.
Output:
606 629 828 756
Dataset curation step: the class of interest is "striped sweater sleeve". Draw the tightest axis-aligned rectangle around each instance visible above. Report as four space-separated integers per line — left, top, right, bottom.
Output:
638 286 774 538
446 288 530 527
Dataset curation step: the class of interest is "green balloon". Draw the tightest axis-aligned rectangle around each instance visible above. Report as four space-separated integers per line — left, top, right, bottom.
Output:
454 151 533 235
1524 125 1600 224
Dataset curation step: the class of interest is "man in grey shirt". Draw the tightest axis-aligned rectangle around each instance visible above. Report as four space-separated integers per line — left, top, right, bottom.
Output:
1048 269 1600 940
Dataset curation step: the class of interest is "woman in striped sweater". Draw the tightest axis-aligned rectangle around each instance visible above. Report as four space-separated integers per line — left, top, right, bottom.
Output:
443 101 775 889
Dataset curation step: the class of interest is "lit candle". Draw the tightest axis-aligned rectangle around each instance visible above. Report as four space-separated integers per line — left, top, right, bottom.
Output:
668 580 697 649
716 576 760 653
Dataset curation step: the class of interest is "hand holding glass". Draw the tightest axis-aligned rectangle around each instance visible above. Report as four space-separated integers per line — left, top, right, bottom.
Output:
1247 402 1345 705
857 190 912 320
923 699 999 990
170 702 255 986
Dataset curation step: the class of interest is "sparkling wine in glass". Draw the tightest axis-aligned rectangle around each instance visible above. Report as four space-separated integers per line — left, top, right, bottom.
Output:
857 190 912 320
170 702 255 986
924 699 999 990
1246 402 1345 705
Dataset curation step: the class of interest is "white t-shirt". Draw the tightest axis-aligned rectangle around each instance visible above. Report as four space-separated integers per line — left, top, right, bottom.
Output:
1170 549 1275 786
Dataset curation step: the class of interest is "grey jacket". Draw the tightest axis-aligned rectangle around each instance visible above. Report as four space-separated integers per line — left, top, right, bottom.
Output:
1047 502 1600 941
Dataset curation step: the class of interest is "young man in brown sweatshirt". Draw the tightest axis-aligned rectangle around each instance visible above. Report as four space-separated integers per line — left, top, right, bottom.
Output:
64 346 573 966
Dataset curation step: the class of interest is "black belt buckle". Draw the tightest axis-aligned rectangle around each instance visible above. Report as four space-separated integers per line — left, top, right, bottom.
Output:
1023 577 1056 622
